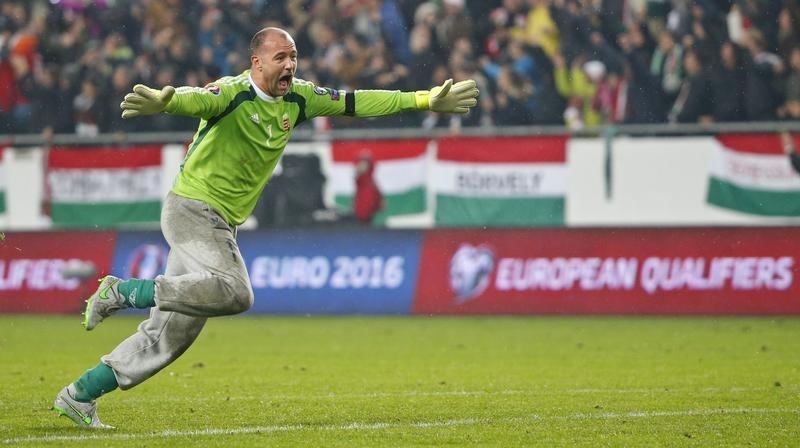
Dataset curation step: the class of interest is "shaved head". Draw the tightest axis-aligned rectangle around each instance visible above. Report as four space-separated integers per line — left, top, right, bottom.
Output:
250 27 294 55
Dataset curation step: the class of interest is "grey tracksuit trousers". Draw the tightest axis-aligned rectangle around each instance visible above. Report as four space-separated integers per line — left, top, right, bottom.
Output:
102 192 253 389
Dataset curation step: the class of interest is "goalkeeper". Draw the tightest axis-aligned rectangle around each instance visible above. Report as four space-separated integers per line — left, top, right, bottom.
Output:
53 27 478 428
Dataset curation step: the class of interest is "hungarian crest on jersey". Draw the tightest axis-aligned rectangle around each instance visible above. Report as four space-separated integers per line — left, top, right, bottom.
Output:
281 113 290 132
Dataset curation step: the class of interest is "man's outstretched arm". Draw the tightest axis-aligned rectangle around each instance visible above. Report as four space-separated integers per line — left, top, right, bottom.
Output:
303 79 479 119
121 84 232 120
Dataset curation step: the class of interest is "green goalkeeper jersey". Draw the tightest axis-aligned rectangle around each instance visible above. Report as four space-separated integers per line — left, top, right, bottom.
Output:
165 70 419 226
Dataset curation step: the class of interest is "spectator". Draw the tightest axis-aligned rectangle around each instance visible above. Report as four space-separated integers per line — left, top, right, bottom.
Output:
586 31 625 77
353 0 385 48
554 53 601 129
736 0 782 54
551 0 592 63
366 0 412 65
353 151 383 224
336 32 370 89
528 68 566 124
26 65 70 135
508 39 539 83
742 29 785 120
72 79 101 136
617 24 663 123
167 37 193 80
408 23 436 89
103 65 138 133
650 30 684 115
447 37 476 80
710 41 747 122
685 2 727 64
524 0 561 59
778 46 800 120
593 69 628 124
102 32 133 66
668 50 712 124
308 20 344 86
452 57 492 128
436 0 473 50
485 0 527 61
778 6 800 61
413 1 439 31
0 19 19 133
360 42 408 92
286 0 314 42
493 64 534 125
726 3 747 46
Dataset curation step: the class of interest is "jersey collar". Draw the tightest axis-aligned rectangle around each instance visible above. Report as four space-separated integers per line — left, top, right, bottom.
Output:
249 74 281 102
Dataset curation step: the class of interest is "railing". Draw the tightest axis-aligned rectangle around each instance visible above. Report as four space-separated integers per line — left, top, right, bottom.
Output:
4 121 800 146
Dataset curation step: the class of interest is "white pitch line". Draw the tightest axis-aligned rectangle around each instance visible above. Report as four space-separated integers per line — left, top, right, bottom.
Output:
551 408 800 420
118 386 796 403
5 408 799 445
2 418 484 445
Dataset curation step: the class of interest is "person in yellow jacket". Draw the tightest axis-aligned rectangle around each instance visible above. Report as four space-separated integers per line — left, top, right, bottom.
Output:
553 52 603 128
524 0 560 58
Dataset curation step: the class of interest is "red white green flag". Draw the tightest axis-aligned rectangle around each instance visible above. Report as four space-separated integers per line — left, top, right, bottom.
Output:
434 136 568 226
47 145 163 227
330 139 428 225
707 133 800 216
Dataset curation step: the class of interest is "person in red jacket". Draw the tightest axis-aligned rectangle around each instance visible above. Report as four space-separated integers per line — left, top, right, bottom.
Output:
353 151 383 224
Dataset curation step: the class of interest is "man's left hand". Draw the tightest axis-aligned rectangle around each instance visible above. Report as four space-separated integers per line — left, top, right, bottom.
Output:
416 79 479 114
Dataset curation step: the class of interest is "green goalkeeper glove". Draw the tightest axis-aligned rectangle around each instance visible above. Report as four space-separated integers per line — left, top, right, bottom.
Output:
120 84 176 119
414 79 479 114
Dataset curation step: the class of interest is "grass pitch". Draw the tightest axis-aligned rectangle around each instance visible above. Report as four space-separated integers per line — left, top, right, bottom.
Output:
0 315 798 447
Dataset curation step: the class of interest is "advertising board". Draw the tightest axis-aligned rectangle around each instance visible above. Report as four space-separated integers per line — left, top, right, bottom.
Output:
413 228 800 315
110 232 169 280
239 229 422 314
0 231 116 313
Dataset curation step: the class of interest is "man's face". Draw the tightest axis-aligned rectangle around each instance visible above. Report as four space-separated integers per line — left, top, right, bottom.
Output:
252 31 297 97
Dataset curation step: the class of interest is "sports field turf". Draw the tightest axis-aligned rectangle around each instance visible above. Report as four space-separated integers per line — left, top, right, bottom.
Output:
1 315 798 447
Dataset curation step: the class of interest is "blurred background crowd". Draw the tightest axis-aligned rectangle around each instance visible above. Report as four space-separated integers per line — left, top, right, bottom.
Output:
0 0 799 136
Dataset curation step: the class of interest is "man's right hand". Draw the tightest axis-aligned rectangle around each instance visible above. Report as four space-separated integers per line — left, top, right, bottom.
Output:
120 84 176 119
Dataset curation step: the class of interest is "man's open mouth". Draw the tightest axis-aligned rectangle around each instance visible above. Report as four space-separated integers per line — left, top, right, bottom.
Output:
278 74 292 89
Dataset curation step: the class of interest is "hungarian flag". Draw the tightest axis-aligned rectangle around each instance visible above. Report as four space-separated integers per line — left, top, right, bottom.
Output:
434 136 568 226
707 133 800 216
330 139 428 224
47 145 163 227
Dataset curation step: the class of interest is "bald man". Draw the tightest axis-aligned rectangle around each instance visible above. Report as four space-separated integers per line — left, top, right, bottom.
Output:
53 27 479 428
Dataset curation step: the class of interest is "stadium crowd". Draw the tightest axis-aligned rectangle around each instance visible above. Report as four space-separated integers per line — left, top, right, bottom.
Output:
0 0 798 135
